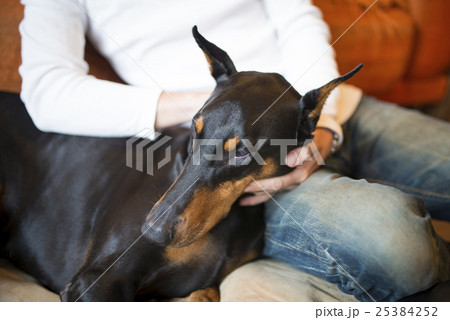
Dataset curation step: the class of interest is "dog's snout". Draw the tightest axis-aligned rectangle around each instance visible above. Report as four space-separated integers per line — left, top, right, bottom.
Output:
142 211 183 246
141 220 174 245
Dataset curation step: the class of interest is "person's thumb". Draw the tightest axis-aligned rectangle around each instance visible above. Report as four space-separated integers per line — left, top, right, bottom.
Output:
285 146 310 167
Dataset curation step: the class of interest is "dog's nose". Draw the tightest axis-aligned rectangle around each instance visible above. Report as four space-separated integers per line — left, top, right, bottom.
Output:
141 221 174 245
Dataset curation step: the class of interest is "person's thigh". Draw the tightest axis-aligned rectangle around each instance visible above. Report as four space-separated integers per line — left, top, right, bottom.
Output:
339 96 450 220
263 169 450 301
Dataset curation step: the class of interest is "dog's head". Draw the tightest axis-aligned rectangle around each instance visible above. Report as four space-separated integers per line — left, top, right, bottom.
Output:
142 26 362 247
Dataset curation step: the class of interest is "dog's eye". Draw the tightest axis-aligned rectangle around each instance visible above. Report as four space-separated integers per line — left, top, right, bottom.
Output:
232 149 251 166
234 149 250 160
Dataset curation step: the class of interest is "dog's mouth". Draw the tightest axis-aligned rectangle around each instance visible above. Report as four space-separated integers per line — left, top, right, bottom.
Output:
142 157 279 247
145 199 233 248
142 181 249 247
143 208 223 248
169 229 203 248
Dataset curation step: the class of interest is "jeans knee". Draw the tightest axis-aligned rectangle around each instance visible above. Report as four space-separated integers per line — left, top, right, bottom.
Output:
336 189 439 300
368 226 438 298
309 179 439 300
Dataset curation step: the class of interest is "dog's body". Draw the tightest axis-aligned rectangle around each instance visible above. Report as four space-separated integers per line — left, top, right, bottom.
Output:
0 93 265 301
0 27 361 301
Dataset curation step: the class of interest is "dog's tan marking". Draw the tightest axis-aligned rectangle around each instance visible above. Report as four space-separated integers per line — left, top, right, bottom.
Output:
195 115 204 134
224 137 240 152
171 287 220 302
171 176 253 247
308 82 342 120
80 239 95 269
256 157 277 179
169 158 277 248
203 53 214 74
165 233 213 265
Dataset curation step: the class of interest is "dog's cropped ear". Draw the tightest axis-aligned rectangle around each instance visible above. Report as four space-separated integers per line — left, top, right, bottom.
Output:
297 64 363 141
192 25 237 82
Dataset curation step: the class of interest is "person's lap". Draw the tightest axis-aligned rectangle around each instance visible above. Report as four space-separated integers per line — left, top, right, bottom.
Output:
263 96 450 301
340 96 450 220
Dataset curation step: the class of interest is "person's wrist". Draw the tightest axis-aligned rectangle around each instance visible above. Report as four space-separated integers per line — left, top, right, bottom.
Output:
285 128 333 167
315 127 338 154
155 91 212 129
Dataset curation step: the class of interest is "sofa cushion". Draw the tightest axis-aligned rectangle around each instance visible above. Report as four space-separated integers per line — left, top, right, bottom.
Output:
0 0 23 93
314 0 414 95
0 258 355 302
220 259 356 302
0 259 59 302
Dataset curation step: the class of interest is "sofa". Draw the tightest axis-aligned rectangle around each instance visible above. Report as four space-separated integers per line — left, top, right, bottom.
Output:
1 0 449 302
313 0 450 106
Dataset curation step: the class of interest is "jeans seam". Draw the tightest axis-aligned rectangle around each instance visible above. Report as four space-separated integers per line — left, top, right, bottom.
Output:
365 178 450 200
264 237 329 264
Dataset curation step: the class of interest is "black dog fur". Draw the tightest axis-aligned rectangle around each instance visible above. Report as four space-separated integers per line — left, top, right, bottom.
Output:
0 27 361 301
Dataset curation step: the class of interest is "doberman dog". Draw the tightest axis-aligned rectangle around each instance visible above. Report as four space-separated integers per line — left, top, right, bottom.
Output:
0 26 361 301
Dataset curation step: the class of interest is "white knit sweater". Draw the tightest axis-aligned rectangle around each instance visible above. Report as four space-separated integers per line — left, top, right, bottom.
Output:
19 0 362 143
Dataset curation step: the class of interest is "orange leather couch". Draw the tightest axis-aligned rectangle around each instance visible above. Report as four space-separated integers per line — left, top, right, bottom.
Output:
314 0 450 106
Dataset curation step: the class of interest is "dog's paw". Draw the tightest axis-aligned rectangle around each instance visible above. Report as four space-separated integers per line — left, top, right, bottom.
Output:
172 287 220 302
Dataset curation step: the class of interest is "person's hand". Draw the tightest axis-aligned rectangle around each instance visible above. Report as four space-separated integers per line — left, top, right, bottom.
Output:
240 128 334 206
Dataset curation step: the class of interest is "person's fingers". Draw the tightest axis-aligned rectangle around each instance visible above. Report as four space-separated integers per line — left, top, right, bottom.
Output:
241 165 320 206
282 166 313 187
244 167 305 195
244 177 285 193
243 181 260 193
240 193 271 206
285 146 311 167
283 159 321 186
242 129 332 207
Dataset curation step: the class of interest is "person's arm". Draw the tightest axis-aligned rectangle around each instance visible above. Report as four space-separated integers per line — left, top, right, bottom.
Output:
242 0 340 205
19 0 207 137
155 91 211 130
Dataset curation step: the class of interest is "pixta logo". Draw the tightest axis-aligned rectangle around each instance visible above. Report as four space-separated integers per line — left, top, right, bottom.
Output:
126 129 172 176
126 129 325 176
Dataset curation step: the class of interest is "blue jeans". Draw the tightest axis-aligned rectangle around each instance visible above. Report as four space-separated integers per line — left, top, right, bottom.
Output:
263 96 450 301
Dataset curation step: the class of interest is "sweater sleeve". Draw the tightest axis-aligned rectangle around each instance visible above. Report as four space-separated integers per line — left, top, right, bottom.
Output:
261 0 344 144
19 0 161 137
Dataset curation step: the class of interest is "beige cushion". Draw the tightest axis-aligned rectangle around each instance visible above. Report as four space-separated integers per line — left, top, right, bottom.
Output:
220 259 357 302
0 259 59 302
0 258 355 302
